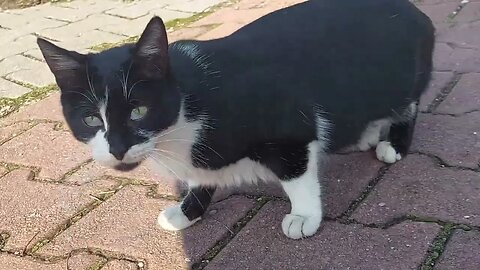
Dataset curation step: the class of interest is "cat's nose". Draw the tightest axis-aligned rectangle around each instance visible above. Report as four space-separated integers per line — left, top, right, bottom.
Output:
110 148 126 161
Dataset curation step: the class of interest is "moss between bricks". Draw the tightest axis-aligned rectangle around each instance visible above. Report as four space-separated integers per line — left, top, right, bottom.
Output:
1 1 238 118
90 0 238 52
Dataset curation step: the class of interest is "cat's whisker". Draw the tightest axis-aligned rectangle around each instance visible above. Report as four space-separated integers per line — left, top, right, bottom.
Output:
64 90 96 105
85 63 99 102
153 138 224 160
148 153 205 211
127 80 147 100
152 125 188 140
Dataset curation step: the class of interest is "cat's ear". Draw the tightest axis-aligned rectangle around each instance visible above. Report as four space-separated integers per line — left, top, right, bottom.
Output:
37 38 86 86
134 16 169 79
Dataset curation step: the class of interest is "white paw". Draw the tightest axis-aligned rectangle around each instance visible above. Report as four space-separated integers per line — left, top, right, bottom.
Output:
376 141 402 164
157 204 200 231
281 214 322 240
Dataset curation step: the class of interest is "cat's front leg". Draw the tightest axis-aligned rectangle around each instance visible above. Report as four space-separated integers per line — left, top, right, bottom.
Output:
158 185 216 231
278 142 324 240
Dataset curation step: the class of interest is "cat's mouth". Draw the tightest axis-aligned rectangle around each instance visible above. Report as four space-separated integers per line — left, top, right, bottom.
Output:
114 162 140 172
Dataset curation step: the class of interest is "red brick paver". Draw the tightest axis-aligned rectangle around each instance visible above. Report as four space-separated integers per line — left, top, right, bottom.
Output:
1 0 480 269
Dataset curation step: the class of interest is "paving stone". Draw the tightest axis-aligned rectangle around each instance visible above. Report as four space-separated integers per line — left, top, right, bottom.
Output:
165 0 223 13
435 73 480 114
419 71 455 111
38 14 128 42
436 21 480 48
413 0 460 5
149 8 194 24
206 201 439 270
103 260 139 270
416 2 459 23
0 123 91 180
106 0 169 19
8 3 100 22
412 112 480 168
64 159 180 197
352 155 480 226
0 78 31 98
454 2 480 22
1 91 64 126
58 30 126 51
433 41 480 72
214 152 383 218
0 13 65 34
57 0 114 14
191 6 273 28
197 22 244 40
0 122 34 144
0 55 55 87
0 34 39 60
0 254 65 270
22 48 45 62
169 25 218 42
67 253 104 270
38 186 255 269
435 230 480 270
0 169 116 252
0 166 7 177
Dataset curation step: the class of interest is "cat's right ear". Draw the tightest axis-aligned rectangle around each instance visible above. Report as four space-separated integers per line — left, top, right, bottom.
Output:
37 38 86 84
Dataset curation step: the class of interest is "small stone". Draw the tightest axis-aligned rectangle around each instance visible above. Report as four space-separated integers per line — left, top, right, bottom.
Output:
137 261 144 267
474 132 477 135
461 0 469 3
464 215 471 219
209 209 218 215
378 202 386 207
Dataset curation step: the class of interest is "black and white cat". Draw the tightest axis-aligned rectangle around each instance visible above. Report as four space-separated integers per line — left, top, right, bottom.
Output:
37 0 434 239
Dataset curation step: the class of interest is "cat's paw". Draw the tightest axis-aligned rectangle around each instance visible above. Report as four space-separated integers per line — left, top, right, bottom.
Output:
376 141 401 164
281 214 322 240
157 204 200 231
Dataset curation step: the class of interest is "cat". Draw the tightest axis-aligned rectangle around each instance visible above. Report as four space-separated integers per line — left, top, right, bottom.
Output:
37 0 434 240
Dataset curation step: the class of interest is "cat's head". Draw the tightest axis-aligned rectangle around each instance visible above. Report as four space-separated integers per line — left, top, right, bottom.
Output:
37 16 181 171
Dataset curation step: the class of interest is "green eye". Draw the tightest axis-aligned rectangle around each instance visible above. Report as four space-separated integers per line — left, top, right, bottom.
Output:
130 106 148 121
83 115 103 127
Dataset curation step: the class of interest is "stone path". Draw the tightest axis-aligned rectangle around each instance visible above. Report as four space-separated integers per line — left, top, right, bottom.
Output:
1 0 480 269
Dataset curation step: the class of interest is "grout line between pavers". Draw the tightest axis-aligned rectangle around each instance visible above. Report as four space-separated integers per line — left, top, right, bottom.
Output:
337 165 390 220
419 224 455 270
409 151 480 172
430 108 480 117
191 196 270 270
424 73 462 113
0 121 38 145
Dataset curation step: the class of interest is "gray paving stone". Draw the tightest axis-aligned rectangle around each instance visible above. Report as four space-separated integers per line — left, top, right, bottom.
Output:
419 71 455 111
149 8 194 23
0 12 66 35
38 14 128 42
416 2 458 23
22 48 45 62
58 30 126 51
454 2 480 22
0 55 54 87
412 112 480 168
166 0 224 13
352 155 480 226
57 0 114 13
206 201 439 270
6 3 97 22
435 73 480 114
0 78 31 98
433 42 480 72
105 0 169 19
0 34 41 59
435 230 480 270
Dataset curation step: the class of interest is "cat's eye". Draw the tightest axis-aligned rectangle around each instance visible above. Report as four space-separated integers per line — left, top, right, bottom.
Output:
130 106 148 121
83 115 103 127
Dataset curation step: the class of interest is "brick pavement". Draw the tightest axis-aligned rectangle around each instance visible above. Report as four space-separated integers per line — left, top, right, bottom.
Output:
1 0 480 269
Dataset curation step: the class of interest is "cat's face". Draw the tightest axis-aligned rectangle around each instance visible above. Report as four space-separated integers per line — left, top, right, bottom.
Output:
38 17 180 171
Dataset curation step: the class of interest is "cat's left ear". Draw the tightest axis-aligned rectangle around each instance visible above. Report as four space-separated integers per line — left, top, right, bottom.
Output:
134 16 169 79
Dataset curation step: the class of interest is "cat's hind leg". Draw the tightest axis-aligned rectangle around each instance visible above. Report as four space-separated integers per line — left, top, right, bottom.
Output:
376 102 418 164
158 185 216 230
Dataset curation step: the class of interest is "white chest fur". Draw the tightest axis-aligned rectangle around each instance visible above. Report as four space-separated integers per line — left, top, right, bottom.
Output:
147 110 278 187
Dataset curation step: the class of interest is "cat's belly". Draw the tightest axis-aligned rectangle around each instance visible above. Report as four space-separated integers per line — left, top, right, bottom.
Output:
148 155 279 187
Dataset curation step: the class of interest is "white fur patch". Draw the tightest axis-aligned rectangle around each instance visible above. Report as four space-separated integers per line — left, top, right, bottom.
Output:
280 141 323 239
157 204 199 231
88 130 120 167
376 141 401 164
147 107 279 187
357 119 391 151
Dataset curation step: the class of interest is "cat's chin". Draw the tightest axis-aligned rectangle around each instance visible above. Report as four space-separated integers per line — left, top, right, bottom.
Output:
114 162 140 172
